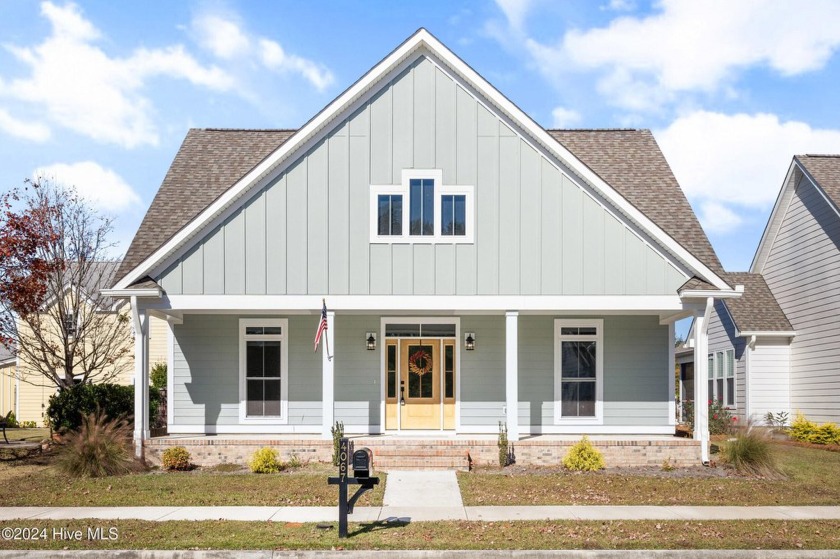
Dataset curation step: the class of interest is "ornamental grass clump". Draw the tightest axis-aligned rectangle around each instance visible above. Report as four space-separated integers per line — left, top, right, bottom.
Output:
562 435 605 471
722 427 781 478
249 447 284 473
55 410 142 478
161 446 192 471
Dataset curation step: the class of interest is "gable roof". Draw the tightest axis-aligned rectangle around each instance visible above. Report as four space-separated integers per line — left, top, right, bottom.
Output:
796 155 840 210
721 272 793 334
751 154 840 273
548 129 723 276
113 29 729 291
117 130 296 282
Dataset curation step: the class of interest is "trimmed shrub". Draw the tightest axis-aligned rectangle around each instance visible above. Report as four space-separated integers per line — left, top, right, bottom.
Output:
19 420 37 428
789 413 840 445
55 410 141 478
249 447 284 473
562 435 605 471
47 383 162 433
161 446 192 471
150 363 168 389
722 428 780 477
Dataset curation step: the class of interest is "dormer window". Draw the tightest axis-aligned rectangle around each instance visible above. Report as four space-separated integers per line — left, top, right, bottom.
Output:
370 169 474 244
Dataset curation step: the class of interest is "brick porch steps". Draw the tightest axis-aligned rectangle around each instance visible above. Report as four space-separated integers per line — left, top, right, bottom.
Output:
370 447 470 471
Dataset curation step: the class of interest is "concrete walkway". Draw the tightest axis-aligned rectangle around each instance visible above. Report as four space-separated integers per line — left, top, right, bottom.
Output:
2 505 840 523
382 470 466 520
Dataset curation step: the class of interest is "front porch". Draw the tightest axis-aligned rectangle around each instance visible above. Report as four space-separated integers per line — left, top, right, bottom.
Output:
145 433 702 470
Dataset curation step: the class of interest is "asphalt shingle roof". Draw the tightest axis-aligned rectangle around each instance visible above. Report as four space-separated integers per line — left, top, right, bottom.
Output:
117 129 297 283
116 128 724 287
722 272 793 333
548 129 723 276
796 155 840 210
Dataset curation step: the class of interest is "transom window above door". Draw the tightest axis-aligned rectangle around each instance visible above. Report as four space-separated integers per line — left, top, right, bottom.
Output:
370 169 474 244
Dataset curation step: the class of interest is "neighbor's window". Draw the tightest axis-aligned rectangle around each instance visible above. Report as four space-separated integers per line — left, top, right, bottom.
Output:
725 349 735 407
556 320 602 421
240 319 287 420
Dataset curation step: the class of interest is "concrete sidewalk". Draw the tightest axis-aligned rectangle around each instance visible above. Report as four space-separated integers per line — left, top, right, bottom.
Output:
2 505 840 523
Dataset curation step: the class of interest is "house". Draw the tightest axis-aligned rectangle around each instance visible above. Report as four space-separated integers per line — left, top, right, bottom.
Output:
676 272 794 424
105 29 739 467
0 262 168 426
679 154 840 426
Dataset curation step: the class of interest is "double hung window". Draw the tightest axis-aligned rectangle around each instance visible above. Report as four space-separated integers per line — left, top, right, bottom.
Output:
239 319 288 422
555 319 603 423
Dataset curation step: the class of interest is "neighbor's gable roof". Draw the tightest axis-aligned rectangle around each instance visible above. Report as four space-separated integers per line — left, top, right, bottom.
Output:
721 272 793 334
796 155 840 210
114 29 729 291
752 154 840 273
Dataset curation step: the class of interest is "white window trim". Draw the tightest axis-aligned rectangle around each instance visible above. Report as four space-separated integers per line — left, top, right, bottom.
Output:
554 319 604 425
706 349 736 409
238 318 289 424
369 169 474 244
724 348 736 408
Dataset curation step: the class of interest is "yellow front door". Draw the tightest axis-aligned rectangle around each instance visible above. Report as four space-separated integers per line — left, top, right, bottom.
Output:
400 339 441 429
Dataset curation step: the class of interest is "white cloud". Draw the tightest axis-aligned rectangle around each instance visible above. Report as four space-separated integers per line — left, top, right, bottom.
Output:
192 13 251 60
550 106 581 128
495 0 535 32
697 201 744 234
514 0 840 111
0 2 233 148
0 108 51 141
34 161 142 212
258 39 333 92
657 111 840 234
605 0 636 11
191 11 334 92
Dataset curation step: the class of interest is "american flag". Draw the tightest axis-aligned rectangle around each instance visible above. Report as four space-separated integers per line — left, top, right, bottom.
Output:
313 300 328 352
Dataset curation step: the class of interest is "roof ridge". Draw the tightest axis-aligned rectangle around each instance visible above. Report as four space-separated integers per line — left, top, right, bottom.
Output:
196 128 299 132
798 154 840 158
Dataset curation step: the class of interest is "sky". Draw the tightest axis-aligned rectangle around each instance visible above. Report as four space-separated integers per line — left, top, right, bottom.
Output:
1 1 840 293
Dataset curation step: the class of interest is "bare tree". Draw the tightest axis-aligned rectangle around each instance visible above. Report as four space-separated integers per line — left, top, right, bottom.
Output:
0 179 132 388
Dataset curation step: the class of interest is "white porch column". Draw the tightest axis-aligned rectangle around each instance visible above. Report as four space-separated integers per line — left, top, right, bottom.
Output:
505 311 519 442
321 310 335 439
693 297 713 464
131 297 150 459
668 322 676 426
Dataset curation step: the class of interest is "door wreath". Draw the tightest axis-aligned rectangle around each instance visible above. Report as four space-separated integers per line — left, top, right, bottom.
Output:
408 348 433 376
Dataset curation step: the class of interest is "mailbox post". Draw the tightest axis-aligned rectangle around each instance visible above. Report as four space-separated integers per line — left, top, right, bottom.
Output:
327 437 379 538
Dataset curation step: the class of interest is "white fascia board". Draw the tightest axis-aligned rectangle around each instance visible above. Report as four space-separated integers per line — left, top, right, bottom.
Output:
736 330 796 338
101 288 162 299
115 28 727 291
154 294 684 312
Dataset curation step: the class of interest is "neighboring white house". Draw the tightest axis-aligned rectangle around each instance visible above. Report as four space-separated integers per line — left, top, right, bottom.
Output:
105 29 739 464
681 154 840 425
678 272 794 424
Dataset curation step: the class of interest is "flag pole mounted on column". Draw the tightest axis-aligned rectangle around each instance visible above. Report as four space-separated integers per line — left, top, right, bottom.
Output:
314 298 332 360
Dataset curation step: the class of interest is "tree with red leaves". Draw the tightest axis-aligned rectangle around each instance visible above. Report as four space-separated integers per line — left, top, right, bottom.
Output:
0 179 132 388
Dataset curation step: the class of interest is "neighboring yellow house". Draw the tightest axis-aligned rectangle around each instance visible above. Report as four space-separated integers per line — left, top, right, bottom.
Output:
0 262 168 426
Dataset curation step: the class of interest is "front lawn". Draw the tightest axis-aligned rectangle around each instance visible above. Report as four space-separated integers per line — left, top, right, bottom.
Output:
0 455 385 507
0 519 838 550
459 444 840 506
2 427 50 442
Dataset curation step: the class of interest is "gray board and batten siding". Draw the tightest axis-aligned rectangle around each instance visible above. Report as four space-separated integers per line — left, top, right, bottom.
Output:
158 54 687 297
762 174 840 423
172 314 671 431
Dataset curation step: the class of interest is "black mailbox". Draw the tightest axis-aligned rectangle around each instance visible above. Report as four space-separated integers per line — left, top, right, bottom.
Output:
352 447 373 478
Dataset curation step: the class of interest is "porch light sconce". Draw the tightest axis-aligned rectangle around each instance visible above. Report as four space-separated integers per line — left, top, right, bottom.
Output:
464 332 476 351
365 332 377 351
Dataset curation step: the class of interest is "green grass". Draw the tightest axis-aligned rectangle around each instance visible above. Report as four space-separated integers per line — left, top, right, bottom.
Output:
0 519 838 550
459 444 840 506
0 456 385 506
